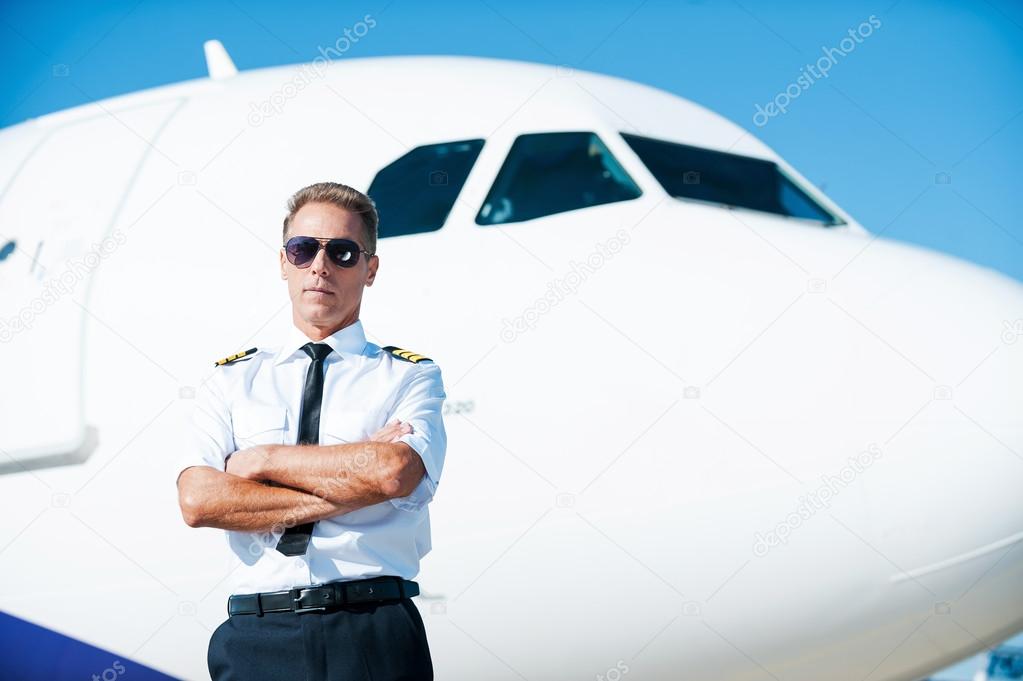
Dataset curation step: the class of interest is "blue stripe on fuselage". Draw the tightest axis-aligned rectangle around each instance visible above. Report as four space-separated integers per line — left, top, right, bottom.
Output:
0 610 181 680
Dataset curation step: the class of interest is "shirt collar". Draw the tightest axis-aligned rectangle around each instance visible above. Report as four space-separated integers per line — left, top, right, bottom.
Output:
273 319 368 365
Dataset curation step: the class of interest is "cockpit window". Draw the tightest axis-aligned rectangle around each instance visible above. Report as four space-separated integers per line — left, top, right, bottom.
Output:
369 139 484 238
476 132 641 225
620 133 840 225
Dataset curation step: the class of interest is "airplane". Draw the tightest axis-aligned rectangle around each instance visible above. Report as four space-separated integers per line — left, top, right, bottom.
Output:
0 41 1021 681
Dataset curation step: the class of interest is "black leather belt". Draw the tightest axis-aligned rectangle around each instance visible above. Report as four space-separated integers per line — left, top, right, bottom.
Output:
228 576 419 616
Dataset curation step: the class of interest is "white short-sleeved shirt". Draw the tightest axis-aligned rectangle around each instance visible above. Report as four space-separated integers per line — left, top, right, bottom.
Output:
178 319 447 595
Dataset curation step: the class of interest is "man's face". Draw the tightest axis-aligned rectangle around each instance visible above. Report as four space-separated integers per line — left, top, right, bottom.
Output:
279 202 378 331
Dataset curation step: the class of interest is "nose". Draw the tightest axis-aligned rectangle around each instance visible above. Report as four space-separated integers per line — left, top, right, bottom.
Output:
308 243 333 276
854 242 1023 661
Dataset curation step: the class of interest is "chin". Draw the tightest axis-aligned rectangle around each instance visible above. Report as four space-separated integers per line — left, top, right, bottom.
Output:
303 305 346 323
306 309 339 322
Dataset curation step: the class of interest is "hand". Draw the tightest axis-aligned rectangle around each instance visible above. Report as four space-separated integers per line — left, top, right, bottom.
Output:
370 419 413 443
225 445 274 480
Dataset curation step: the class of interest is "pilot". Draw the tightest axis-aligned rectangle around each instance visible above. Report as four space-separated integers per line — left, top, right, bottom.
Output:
175 181 446 681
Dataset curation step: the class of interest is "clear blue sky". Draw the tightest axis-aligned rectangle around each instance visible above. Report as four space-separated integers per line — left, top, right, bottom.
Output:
1 0 1021 286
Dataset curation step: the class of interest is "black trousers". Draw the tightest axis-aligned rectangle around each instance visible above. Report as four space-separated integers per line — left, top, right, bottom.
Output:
207 598 433 681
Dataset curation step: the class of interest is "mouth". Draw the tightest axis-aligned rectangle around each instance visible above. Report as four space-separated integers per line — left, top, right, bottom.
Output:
303 287 334 295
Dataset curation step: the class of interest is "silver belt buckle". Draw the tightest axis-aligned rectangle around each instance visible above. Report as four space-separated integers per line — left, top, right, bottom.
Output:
291 586 332 613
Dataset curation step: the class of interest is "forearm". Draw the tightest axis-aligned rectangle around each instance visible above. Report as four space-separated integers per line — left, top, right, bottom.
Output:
177 465 362 532
259 441 420 504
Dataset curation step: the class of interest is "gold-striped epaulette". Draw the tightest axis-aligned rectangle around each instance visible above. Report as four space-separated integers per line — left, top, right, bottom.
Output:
213 347 258 367
382 345 433 364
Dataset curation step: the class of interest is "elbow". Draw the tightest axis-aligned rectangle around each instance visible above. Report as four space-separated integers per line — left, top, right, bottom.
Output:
180 497 205 528
378 444 425 500
178 490 206 528
378 475 409 499
177 469 208 528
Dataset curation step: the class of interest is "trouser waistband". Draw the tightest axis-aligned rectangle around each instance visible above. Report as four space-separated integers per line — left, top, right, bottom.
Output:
228 576 419 616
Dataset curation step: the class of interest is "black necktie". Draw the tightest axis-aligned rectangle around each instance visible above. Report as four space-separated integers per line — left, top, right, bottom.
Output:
276 342 334 556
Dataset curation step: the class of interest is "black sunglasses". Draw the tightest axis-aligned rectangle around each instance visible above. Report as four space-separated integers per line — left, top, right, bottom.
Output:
283 236 373 269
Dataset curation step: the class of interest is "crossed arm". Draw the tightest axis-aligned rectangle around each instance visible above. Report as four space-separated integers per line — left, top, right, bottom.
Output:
176 420 426 533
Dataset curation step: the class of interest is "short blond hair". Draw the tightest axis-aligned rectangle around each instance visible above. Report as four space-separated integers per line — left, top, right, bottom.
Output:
282 182 378 255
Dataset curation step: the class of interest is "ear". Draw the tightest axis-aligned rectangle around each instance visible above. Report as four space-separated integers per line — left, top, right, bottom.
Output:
365 254 379 287
279 248 288 279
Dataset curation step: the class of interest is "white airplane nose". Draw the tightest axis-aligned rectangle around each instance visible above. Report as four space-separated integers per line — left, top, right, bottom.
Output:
625 211 1023 680
837 240 1023 675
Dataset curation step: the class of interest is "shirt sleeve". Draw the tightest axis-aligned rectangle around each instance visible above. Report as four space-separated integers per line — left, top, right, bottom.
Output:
389 362 447 512
175 375 233 485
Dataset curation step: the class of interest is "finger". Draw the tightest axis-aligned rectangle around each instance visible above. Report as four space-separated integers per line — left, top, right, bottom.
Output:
390 424 413 442
379 423 401 437
372 422 397 437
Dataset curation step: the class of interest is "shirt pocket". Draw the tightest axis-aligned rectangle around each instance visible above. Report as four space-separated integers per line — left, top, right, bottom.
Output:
232 404 288 447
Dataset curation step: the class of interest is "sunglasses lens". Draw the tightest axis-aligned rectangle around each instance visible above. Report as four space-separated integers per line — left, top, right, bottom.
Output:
326 240 359 268
285 237 318 268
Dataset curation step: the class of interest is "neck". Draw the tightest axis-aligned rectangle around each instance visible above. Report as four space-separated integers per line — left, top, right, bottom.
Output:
293 308 359 342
